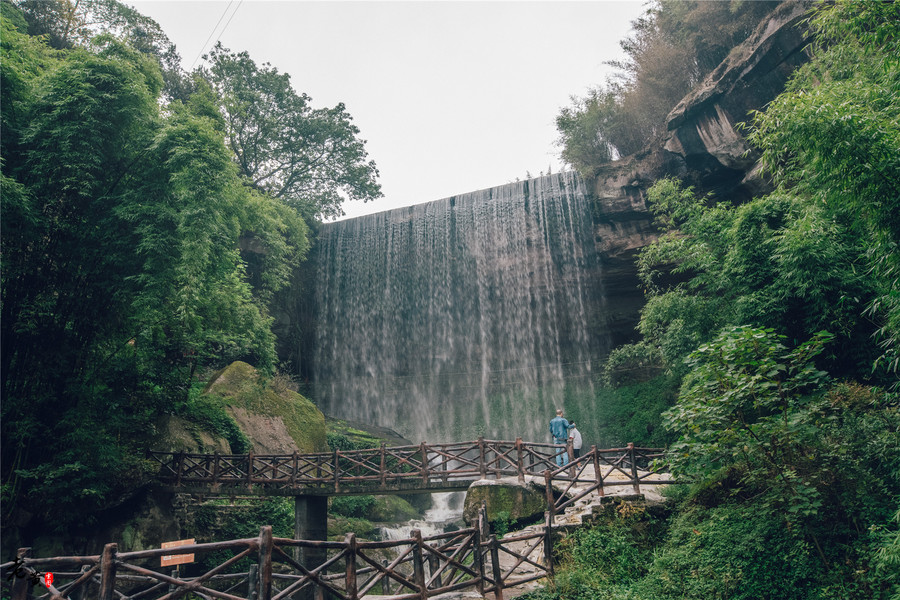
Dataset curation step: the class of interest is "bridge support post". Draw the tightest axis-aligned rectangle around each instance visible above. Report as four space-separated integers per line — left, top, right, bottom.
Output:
295 495 327 598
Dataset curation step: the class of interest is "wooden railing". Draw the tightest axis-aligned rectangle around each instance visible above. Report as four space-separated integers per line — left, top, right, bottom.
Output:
2 506 551 600
149 439 673 503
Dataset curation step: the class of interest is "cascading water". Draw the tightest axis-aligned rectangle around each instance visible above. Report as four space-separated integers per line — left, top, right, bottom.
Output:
378 493 465 541
314 172 606 442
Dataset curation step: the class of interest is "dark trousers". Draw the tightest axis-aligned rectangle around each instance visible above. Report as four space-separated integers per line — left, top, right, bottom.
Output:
573 448 581 459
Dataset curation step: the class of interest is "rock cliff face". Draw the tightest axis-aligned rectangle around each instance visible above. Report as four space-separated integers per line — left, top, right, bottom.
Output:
585 0 813 346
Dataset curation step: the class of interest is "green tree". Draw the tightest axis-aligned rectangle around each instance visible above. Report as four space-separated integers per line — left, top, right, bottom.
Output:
201 43 381 220
0 17 307 533
635 179 879 379
748 0 900 380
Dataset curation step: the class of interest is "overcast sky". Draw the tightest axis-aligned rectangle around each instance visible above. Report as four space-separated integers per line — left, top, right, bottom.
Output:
129 1 647 220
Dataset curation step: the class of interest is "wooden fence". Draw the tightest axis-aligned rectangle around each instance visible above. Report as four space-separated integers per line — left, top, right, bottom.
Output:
2 506 551 600
149 439 673 509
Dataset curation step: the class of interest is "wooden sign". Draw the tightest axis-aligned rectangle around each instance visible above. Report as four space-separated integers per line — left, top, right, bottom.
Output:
161 539 195 567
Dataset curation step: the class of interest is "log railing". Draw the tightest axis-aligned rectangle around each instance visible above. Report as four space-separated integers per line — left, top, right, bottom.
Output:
149 439 673 501
2 505 550 600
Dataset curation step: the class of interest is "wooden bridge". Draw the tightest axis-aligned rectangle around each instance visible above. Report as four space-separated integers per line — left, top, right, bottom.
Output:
2 441 673 600
149 438 670 503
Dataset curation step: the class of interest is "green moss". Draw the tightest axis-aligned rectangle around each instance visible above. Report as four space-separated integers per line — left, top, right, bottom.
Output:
328 516 376 540
203 361 327 453
325 417 408 448
463 481 545 526
368 495 419 522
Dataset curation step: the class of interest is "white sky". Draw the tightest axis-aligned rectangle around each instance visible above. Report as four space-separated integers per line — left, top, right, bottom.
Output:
129 1 647 220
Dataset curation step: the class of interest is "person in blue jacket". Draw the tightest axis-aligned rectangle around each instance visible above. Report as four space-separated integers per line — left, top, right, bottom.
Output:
549 409 574 466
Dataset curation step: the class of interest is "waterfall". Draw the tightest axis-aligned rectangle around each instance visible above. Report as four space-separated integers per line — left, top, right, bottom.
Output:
313 172 605 442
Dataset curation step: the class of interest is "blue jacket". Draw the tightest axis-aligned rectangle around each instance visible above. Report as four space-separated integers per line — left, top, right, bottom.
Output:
549 416 571 441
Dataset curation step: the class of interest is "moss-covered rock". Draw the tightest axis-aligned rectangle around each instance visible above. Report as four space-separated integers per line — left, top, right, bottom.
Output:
463 478 546 526
325 416 410 449
369 495 420 522
153 415 232 454
203 361 327 453
328 516 376 540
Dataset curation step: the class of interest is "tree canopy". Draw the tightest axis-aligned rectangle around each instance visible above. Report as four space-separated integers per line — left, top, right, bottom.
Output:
201 43 382 220
0 0 379 533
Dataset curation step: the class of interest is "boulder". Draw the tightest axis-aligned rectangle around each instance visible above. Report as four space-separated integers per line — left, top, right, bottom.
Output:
154 414 232 454
462 478 546 526
369 495 420 522
204 361 328 453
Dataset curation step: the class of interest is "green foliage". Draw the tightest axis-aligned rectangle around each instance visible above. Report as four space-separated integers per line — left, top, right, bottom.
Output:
637 180 879 379
0 10 312 535
327 516 376 540
634 502 822 600
664 327 833 518
327 433 364 452
492 510 512 538
603 342 664 387
179 385 251 453
330 495 376 519
748 0 900 381
190 497 293 571
556 1 783 165
590 375 679 448
555 88 619 176
200 43 381 220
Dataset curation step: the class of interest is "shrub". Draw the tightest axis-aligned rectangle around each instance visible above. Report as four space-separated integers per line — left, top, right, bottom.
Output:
330 495 376 519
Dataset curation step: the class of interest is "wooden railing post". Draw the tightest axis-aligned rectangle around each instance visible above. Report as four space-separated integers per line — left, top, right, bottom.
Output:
98 543 117 600
516 438 525 483
167 569 179 596
175 452 184 487
379 443 387 488
592 445 604 496
628 443 640 494
333 449 340 493
411 529 427 600
544 470 555 519
428 551 442 589
478 437 486 479
567 438 575 477
248 564 259 600
258 526 273 600
380 559 391 595
247 451 254 490
420 442 429 485
490 535 505 600
544 511 554 576
212 451 220 486
345 533 358 600
475 504 487 596
10 548 30 600
292 451 299 489
76 564 91 600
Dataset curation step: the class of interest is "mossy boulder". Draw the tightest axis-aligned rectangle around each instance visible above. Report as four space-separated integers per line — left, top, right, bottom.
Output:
369 495 420 522
328 516 376 540
153 415 232 454
463 478 546 526
325 416 410 449
203 361 327 454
